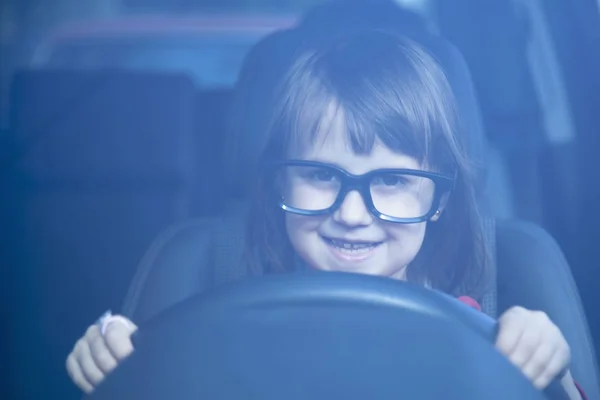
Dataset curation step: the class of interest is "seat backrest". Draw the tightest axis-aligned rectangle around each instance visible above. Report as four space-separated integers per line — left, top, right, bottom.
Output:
194 88 233 199
1 69 205 399
496 219 600 398
122 200 251 323
437 1 541 224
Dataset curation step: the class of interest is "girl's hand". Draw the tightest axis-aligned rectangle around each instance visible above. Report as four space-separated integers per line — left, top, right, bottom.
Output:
66 314 138 393
496 306 574 391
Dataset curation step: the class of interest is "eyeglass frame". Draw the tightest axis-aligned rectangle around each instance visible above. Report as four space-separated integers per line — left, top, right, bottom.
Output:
265 160 454 224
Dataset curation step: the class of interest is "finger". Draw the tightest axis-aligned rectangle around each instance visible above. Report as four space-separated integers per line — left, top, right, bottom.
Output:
75 338 106 386
509 328 542 368
495 313 526 356
533 346 571 390
84 324 103 346
66 352 94 393
521 340 558 385
103 316 138 360
90 332 118 374
86 324 118 373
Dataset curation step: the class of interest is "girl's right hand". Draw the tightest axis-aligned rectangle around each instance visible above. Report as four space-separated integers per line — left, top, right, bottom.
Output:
66 315 138 393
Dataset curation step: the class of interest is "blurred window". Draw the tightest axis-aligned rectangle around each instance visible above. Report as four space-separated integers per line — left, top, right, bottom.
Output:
43 35 258 87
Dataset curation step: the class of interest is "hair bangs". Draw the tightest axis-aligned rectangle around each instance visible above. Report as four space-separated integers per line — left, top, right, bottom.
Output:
267 31 461 174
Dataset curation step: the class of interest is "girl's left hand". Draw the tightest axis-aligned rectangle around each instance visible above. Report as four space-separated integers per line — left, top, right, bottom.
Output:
495 306 571 390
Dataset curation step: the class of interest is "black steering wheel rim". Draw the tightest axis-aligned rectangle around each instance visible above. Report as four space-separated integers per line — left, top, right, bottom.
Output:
87 271 568 400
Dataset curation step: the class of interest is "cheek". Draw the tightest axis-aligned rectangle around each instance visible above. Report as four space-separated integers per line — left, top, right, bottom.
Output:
285 214 323 250
386 222 428 255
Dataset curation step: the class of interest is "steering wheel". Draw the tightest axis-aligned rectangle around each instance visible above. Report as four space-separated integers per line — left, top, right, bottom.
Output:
87 271 569 400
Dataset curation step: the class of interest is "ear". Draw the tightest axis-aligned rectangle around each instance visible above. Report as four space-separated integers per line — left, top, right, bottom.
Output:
429 193 450 222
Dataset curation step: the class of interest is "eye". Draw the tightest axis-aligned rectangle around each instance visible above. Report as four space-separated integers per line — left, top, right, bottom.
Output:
373 174 409 187
309 169 336 182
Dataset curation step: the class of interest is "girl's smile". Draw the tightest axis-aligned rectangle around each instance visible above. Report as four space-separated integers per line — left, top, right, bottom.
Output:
320 234 384 263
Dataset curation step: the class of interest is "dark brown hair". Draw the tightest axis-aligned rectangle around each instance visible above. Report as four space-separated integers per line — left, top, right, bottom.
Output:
244 29 491 299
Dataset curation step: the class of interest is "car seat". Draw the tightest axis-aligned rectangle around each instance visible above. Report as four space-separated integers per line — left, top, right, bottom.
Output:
0 69 206 399
119 24 600 397
194 88 233 197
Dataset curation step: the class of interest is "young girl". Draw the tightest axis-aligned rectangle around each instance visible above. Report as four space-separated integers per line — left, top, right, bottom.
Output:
66 29 585 399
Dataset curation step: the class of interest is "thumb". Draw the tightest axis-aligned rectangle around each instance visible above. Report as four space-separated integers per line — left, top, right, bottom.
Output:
102 315 138 360
101 315 137 336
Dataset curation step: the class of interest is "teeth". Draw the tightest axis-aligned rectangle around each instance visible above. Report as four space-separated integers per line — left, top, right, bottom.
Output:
337 246 372 254
327 238 379 252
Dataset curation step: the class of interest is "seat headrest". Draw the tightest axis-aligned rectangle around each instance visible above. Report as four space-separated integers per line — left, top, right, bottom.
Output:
224 29 298 197
225 22 487 198
8 69 198 183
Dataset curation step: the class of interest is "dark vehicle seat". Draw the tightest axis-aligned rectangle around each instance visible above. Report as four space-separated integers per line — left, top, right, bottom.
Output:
0 69 208 399
194 88 233 197
119 24 600 398
496 219 599 397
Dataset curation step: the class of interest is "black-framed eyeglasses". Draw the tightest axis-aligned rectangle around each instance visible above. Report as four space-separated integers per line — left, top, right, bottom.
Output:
268 160 453 224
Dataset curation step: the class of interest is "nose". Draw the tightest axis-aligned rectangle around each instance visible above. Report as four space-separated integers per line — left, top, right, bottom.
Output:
332 190 373 227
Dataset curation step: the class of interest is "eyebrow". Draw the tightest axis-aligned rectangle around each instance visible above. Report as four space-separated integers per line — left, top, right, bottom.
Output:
290 157 353 172
289 158 431 178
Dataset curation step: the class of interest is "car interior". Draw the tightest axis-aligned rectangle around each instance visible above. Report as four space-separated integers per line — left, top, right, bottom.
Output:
113 17 600 397
1 0 600 399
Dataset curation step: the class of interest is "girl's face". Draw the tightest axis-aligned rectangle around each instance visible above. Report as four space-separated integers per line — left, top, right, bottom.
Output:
284 103 436 279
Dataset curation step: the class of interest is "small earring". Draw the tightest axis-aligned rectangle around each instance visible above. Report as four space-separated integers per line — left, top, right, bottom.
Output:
430 209 441 221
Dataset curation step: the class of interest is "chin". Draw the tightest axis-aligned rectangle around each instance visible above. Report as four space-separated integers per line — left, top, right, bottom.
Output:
323 254 387 276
